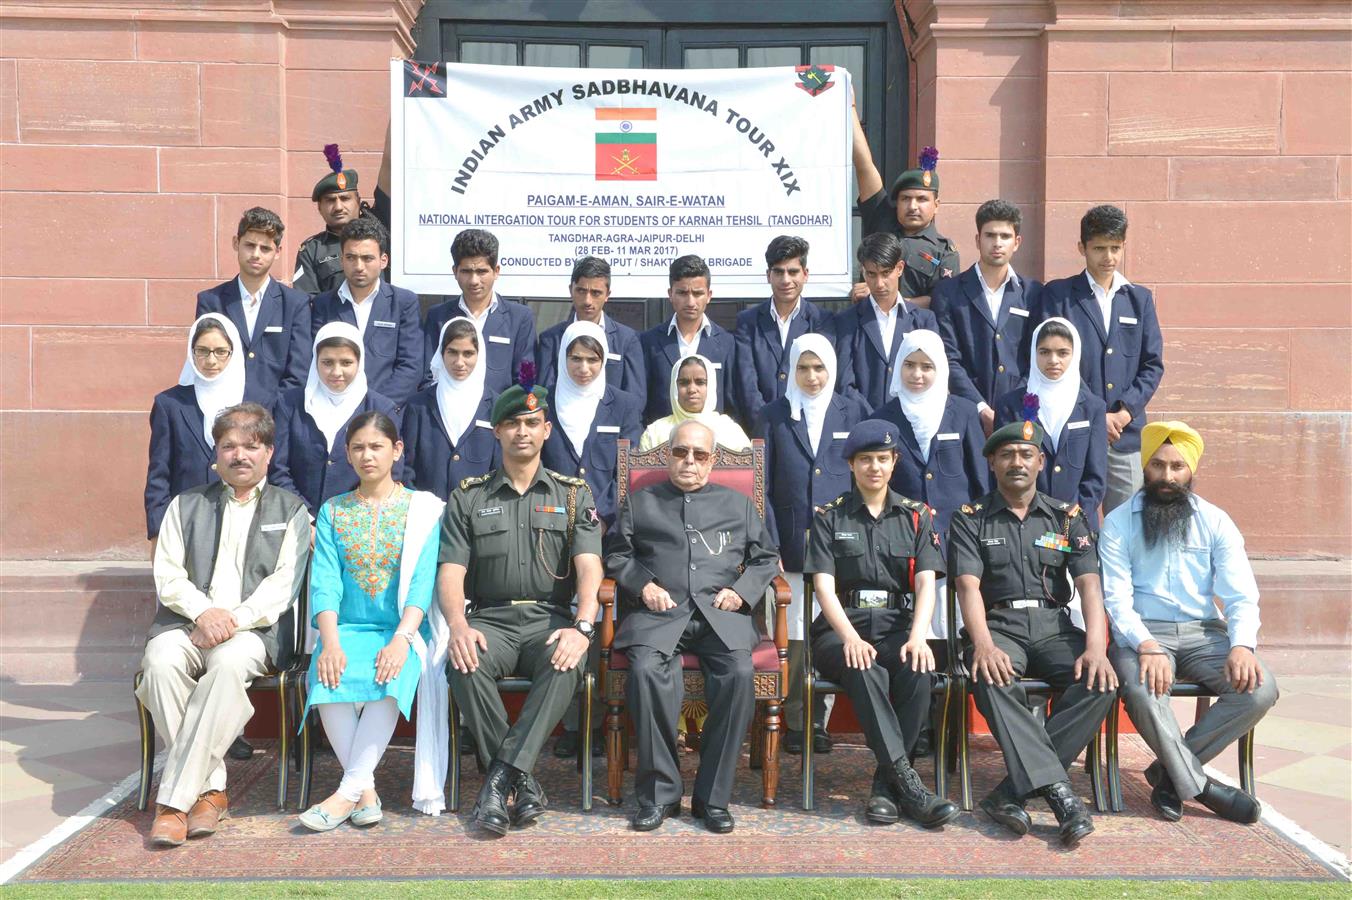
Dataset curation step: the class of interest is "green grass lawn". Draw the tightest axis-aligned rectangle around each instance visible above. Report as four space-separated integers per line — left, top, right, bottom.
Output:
2 879 1347 899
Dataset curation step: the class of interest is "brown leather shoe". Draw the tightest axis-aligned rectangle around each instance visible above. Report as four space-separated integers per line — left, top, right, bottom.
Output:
150 805 188 847
186 790 229 838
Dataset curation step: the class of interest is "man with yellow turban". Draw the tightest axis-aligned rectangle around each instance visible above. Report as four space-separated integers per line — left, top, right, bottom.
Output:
1099 421 1277 826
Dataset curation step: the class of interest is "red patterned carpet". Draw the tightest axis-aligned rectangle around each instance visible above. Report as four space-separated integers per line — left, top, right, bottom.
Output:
15 734 1338 883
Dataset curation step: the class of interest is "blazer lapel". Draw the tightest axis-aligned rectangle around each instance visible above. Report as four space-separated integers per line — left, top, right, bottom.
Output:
893 410 927 467
963 269 995 328
787 410 814 459
1108 284 1134 341
179 397 213 456
1075 278 1109 343
758 303 784 365
813 399 846 463
859 302 889 363
254 281 284 340
995 275 1024 328
221 284 251 349
662 328 683 371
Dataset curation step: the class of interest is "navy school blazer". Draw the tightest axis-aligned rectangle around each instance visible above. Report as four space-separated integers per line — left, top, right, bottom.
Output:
145 384 217 539
541 386 645 529
757 393 870 572
733 298 835 427
638 320 739 424
872 394 989 536
421 295 535 397
268 388 402 517
535 314 647 402
931 266 1042 408
311 282 423 408
399 388 501 502
833 299 939 414
195 278 312 405
1034 276 1164 455
994 386 1108 530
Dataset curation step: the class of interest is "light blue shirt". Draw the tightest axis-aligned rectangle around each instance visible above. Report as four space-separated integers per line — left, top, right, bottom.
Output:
1099 491 1261 651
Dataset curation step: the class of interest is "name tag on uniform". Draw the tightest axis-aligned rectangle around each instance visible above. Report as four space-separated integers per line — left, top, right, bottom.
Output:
475 419 492 428
936 432 960 441
711 362 722 369
260 522 288 533
597 425 621 433
834 531 858 540
981 538 1006 547
264 325 285 333
477 507 502 518
373 320 396 328
1008 307 1030 318
832 431 850 439
1119 316 1138 325
606 352 622 361
488 335 511 344
1066 420 1090 430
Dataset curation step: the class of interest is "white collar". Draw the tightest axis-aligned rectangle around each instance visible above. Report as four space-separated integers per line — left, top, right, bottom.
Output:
770 298 802 325
667 314 712 337
1085 269 1130 298
339 278 381 305
975 265 1016 295
237 276 271 304
869 296 907 320
572 310 607 332
461 293 500 319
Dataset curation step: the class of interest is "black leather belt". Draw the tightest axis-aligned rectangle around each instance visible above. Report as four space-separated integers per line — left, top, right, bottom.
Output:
843 589 910 610
987 598 1055 612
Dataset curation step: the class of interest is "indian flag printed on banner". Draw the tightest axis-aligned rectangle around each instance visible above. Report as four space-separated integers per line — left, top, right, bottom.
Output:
595 108 657 181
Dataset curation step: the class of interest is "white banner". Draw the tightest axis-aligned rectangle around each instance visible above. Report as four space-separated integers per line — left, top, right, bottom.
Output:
391 61 853 298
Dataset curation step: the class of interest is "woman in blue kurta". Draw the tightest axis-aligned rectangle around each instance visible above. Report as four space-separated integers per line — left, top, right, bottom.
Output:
993 317 1108 530
300 411 448 830
270 322 401 517
757 333 869 751
401 317 500 501
144 313 246 539
542 320 643 530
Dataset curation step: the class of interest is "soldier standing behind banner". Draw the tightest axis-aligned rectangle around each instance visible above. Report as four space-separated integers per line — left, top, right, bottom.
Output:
294 144 384 296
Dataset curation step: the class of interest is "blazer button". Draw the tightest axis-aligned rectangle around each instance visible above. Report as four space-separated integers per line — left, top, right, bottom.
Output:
995 333 1002 340
814 467 822 475
925 472 934 480
326 460 333 466
1054 465 1062 473
579 466 586 475
997 365 1005 373
778 372 787 380
690 537 697 544
690 564 696 571
1106 348 1114 355
248 351 256 359
684 496 690 504
452 453 460 461
1107 382 1115 390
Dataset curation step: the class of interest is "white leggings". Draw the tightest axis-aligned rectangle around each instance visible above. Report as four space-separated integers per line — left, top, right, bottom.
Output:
317 698 400 802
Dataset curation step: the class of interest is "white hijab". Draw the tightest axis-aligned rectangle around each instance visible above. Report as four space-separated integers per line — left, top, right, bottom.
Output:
304 322 368 452
668 353 718 424
429 317 487 445
177 313 246 448
554 320 608 457
785 333 836 456
889 329 949 462
1027 316 1083 451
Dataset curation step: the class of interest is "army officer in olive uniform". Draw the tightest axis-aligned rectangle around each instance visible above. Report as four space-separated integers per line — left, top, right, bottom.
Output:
806 419 959 829
948 417 1118 848
437 368 603 838
293 146 384 296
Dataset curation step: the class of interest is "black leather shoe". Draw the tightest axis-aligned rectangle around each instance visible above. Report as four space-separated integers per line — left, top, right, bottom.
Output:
980 778 1031 836
888 757 959 828
227 737 253 761
811 724 834 754
865 766 899 824
690 798 735 834
470 760 515 836
1198 778 1261 825
510 771 548 826
631 801 680 831
783 728 805 755
553 730 580 759
1144 762 1183 822
1043 781 1094 847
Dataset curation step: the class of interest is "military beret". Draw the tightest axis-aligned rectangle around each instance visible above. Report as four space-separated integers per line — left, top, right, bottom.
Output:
490 360 549 425
313 143 359 202
983 418 1046 456
889 145 940 198
843 419 901 459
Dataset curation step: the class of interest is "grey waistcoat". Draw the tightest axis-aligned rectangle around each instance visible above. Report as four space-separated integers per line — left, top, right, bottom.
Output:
147 481 307 670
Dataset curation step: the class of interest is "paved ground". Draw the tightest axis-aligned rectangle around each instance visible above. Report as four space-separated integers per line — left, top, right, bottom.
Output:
1 647 1347 874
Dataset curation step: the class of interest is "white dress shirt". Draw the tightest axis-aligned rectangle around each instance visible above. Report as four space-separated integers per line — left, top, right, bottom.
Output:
339 278 381 334
668 314 713 358
975 265 1017 325
1086 270 1130 334
869 296 908 354
771 299 802 348
462 293 500 327
237 276 271 340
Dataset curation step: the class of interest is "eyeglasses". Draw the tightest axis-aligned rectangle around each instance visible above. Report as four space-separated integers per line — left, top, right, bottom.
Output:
670 446 712 463
192 347 233 362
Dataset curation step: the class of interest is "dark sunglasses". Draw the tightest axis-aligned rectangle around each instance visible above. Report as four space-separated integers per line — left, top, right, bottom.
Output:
670 445 712 463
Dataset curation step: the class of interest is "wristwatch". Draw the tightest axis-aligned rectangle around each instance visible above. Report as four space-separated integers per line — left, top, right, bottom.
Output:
573 620 595 642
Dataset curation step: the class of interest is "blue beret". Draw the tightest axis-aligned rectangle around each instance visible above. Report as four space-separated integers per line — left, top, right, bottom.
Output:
843 419 901 459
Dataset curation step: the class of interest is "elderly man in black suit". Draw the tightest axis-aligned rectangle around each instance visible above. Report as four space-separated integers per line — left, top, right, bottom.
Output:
604 420 780 834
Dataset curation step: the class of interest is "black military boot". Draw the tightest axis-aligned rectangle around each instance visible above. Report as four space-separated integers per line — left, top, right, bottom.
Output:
865 765 899 824
888 757 960 828
470 760 516 836
980 777 1032 836
510 770 548 826
1043 781 1094 847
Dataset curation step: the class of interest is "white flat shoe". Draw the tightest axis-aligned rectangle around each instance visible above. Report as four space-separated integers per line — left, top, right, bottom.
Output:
350 800 383 827
298 804 352 832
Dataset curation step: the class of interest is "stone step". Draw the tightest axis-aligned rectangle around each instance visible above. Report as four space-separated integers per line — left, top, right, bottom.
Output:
1 558 1349 684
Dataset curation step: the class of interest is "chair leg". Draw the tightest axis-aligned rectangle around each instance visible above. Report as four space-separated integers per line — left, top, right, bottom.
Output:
761 700 781 809
448 692 462 813
1087 727 1107 814
801 678 815 811
957 680 973 811
275 673 290 810
605 700 625 807
748 703 764 770
1106 700 1123 813
134 677 155 812
580 672 594 812
934 679 951 800
299 705 314 811
1239 728 1257 798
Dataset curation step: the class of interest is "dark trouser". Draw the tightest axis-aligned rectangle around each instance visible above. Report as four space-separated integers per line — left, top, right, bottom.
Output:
449 603 583 775
812 607 930 768
966 607 1115 798
624 612 754 809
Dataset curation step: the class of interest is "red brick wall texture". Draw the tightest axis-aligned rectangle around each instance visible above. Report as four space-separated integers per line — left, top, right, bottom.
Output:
1 1 1348 560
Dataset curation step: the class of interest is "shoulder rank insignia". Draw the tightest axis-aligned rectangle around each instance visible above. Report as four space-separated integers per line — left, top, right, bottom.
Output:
900 497 923 510
547 469 587 487
458 473 492 491
822 493 848 511
1067 504 1081 518
960 504 975 515
1056 500 1071 510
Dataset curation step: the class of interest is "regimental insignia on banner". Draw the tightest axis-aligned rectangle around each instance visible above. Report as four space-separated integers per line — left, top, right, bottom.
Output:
595 108 657 181
404 61 447 98
794 64 836 97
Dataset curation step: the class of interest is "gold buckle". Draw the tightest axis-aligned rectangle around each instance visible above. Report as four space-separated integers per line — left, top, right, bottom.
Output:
510 599 538 606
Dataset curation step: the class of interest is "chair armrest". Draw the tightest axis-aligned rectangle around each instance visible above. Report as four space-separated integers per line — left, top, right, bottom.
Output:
771 574 791 654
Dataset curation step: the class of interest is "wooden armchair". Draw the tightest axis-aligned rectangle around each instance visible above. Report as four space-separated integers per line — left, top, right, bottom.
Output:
598 438 791 808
